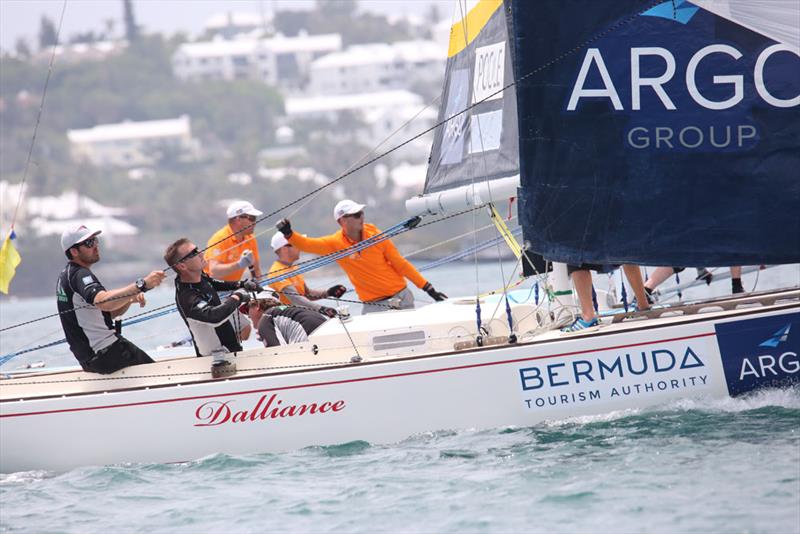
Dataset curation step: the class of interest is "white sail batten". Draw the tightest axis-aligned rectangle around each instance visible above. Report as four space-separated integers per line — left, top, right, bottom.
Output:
691 0 800 53
405 174 518 216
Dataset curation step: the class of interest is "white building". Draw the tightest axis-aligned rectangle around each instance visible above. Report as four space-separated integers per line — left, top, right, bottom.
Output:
171 33 342 89
0 182 138 246
308 40 445 96
285 90 435 163
36 40 128 64
67 115 200 167
285 90 424 120
203 11 272 39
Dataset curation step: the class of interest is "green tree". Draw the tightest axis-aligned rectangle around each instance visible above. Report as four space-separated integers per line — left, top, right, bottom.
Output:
38 16 58 50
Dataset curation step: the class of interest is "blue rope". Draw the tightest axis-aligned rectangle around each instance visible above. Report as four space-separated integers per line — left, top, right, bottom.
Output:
504 294 514 336
675 271 682 299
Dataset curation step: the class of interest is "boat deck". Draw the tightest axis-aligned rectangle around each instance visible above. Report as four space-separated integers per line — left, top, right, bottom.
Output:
1 289 797 402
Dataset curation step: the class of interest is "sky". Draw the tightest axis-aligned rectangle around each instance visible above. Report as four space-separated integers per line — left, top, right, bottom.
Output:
0 0 449 52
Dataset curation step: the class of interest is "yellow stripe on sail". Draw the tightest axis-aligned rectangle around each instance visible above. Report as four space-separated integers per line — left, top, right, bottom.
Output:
448 0 503 58
0 232 22 294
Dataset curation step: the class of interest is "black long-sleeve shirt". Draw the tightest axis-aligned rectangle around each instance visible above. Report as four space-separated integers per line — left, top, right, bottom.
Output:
175 274 245 356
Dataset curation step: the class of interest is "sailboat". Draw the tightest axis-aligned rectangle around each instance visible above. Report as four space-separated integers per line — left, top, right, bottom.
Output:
1 0 798 473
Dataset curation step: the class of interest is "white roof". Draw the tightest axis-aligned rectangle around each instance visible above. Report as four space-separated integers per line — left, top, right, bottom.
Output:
31 217 138 238
204 11 269 30
175 33 341 59
26 191 128 220
68 116 191 144
286 90 424 115
311 40 444 69
266 33 341 54
363 104 438 125
175 38 260 59
390 163 427 190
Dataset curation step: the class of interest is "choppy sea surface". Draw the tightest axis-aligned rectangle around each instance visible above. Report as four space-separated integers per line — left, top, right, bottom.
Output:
1 263 799 533
1 390 798 533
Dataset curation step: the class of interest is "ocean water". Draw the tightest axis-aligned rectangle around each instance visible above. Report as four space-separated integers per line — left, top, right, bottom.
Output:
1 263 799 533
1 390 798 533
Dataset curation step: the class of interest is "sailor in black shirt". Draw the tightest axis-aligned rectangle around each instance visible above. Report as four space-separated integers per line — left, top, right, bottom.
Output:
166 238 260 375
57 224 166 374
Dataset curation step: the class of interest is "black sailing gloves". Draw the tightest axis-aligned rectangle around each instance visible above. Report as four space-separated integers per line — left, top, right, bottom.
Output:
318 306 339 318
327 285 347 298
239 280 261 292
276 219 292 237
423 282 447 302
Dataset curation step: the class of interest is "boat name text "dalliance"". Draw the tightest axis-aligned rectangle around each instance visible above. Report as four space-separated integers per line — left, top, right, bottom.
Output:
519 346 705 391
194 393 345 427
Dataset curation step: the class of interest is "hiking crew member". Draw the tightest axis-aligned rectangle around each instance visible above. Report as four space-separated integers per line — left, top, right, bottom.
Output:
276 199 447 314
245 291 328 347
166 238 260 376
205 200 263 282
57 224 166 374
267 231 344 318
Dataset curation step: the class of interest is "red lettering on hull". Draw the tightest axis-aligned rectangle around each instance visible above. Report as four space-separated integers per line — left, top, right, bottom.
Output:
194 394 346 427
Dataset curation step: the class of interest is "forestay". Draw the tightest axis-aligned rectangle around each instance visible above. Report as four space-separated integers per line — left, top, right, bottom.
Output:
510 0 800 266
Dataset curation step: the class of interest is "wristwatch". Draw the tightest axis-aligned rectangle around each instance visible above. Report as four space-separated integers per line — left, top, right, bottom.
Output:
135 278 149 293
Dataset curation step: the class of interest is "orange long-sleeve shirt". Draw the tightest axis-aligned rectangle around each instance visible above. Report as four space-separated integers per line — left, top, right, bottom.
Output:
267 260 306 305
204 224 261 282
288 224 427 302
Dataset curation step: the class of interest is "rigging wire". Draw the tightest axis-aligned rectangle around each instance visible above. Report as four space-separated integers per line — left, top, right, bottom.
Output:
6 0 68 232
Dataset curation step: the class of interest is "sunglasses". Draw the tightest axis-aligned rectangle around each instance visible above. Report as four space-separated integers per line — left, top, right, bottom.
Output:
178 247 201 263
239 215 257 222
77 237 98 248
343 211 364 219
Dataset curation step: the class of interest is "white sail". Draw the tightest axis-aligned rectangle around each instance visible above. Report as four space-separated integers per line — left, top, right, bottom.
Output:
691 0 800 53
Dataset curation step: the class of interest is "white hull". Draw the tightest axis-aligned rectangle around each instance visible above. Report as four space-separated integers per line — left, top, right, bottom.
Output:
2 290 798 473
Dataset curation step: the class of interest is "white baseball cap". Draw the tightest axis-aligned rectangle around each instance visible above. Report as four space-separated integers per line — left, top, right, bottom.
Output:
61 224 102 252
333 199 365 221
226 200 263 219
271 231 288 252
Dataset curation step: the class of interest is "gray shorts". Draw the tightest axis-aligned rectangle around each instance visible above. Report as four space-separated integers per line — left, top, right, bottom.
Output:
361 287 415 314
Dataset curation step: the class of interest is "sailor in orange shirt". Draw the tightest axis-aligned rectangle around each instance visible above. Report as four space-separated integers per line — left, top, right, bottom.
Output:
205 201 263 282
276 199 447 314
266 231 344 318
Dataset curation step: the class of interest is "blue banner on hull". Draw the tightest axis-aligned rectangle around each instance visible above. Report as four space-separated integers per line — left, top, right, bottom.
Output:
510 0 800 265
715 312 800 396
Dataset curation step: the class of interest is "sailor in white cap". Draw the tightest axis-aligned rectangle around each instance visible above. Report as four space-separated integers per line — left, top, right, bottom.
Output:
56 223 166 374
205 200 264 282
276 199 447 314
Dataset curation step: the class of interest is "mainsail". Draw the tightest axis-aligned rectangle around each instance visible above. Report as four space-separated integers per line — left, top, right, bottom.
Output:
406 0 519 215
510 0 800 266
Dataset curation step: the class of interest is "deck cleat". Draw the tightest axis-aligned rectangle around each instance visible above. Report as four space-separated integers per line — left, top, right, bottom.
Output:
211 359 237 378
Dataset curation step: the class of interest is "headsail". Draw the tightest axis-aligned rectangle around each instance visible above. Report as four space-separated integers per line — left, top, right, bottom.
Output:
510 0 800 266
407 0 519 215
